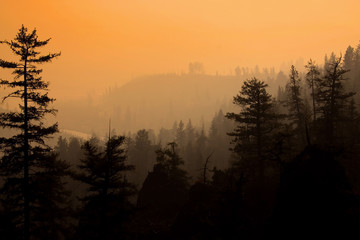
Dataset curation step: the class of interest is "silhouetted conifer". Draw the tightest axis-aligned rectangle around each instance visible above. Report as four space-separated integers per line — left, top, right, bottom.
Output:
226 78 278 181
72 135 136 240
316 55 355 144
129 129 156 185
305 59 322 123
0 25 62 240
285 65 309 146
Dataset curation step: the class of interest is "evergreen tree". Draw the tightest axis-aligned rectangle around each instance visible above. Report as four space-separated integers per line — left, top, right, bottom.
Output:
226 79 283 235
344 46 355 74
184 119 196 176
72 135 136 240
0 25 61 240
305 59 322 122
176 120 185 152
285 65 308 146
316 55 355 144
185 119 195 144
208 110 232 170
226 78 278 182
130 129 155 185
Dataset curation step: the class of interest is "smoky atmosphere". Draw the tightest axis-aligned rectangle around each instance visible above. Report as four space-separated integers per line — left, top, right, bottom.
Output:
1 1 360 239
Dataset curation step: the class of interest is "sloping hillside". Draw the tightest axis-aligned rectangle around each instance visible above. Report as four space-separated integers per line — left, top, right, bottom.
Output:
57 72 283 134
100 74 243 131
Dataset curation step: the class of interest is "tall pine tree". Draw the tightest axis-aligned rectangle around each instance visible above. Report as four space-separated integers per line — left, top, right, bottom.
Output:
0 25 61 240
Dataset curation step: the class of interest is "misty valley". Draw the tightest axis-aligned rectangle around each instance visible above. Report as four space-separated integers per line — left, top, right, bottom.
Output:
1 26 360 240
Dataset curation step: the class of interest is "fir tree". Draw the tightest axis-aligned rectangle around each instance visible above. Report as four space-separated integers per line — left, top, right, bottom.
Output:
73 135 136 240
226 78 278 181
286 65 308 146
0 25 61 240
316 55 355 144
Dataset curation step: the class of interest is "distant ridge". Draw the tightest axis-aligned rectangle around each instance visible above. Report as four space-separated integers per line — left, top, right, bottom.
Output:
58 72 284 135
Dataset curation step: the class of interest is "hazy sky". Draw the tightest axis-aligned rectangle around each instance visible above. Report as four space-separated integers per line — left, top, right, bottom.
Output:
1 0 360 99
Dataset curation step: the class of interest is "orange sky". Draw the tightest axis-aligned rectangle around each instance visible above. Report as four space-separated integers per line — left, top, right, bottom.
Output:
1 0 360 99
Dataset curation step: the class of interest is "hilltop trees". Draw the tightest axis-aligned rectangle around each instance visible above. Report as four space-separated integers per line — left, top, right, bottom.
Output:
0 25 62 239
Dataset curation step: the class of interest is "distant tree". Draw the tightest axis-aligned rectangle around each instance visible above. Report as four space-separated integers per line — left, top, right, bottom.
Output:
316 55 355 144
344 46 355 73
0 25 61 240
276 86 284 102
184 120 196 175
73 135 136 240
305 59 322 122
185 119 195 144
276 71 288 87
235 66 241 77
343 44 360 96
67 137 83 163
171 120 178 140
192 126 208 179
55 136 69 161
285 65 309 146
188 62 204 75
158 127 173 146
176 120 186 154
208 110 232 170
130 129 155 185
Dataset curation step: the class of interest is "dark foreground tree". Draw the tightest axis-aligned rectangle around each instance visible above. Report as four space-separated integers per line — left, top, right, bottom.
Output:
226 78 282 236
0 25 61 239
72 135 136 240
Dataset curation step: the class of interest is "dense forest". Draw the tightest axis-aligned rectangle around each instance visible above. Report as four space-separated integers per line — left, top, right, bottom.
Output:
1 26 360 240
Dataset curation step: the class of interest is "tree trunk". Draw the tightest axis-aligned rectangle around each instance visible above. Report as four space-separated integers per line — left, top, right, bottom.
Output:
24 54 30 240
